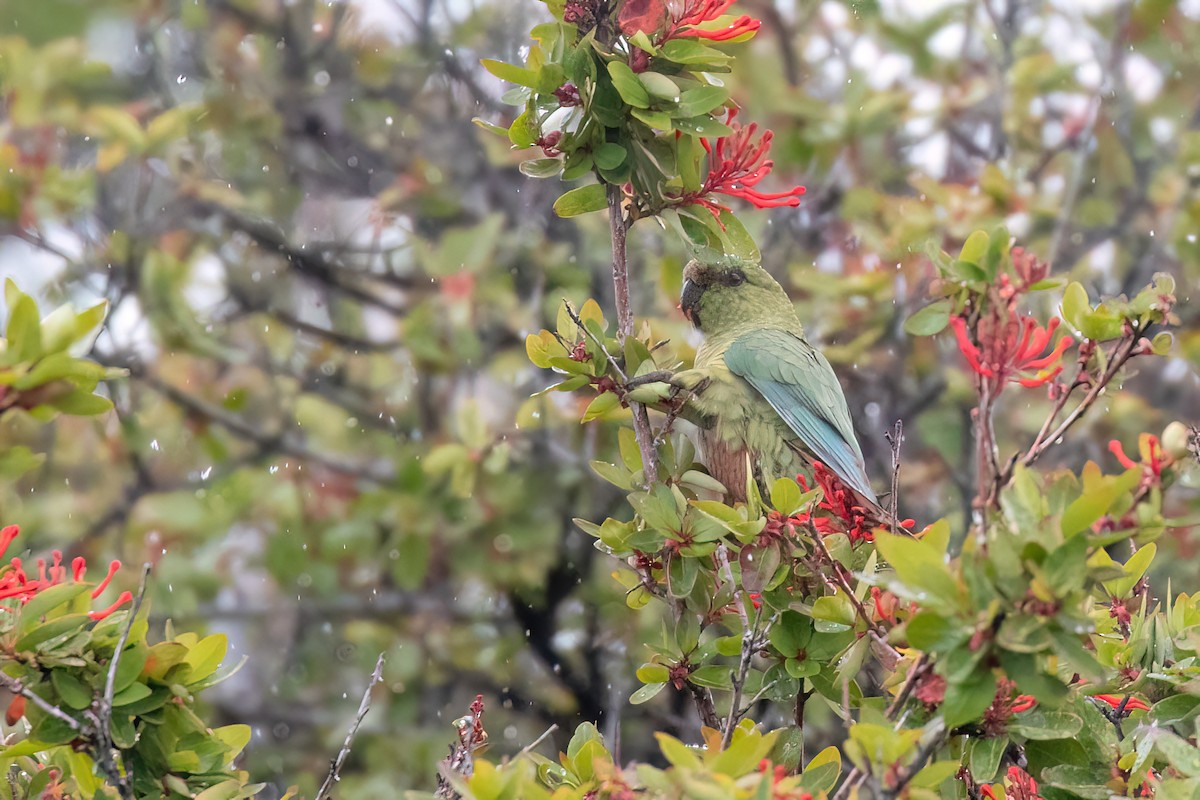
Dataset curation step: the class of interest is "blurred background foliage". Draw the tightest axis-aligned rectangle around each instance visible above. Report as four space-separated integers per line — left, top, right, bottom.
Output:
0 0 1196 795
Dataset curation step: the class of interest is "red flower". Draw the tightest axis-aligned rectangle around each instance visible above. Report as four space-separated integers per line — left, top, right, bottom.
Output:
0 525 131 621
1006 766 1042 800
535 131 563 157
553 82 582 107
981 679 1037 735
950 311 1072 390
1109 434 1164 479
913 672 946 706
671 0 760 41
1011 694 1037 714
619 0 761 42
1094 694 1150 714
674 109 805 219
618 0 667 35
871 586 898 623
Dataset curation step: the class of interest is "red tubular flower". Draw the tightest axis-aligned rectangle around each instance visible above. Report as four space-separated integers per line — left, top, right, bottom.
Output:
980 785 1000 800
1109 434 1166 480
88 590 132 622
1011 694 1037 714
91 560 122 599
1094 694 1150 713
1109 439 1138 470
951 311 1073 391
671 0 760 40
675 109 805 219
0 525 20 557
807 463 872 542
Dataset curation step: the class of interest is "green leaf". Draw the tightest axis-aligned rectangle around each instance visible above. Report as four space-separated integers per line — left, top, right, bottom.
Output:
594 143 627 169
553 184 608 217
112 681 153 706
1008 709 1083 741
941 669 997 728
958 231 990 266
660 39 731 65
607 61 650 108
51 670 94 710
904 300 951 336
508 109 539 148
630 682 665 704
6 293 42 363
519 158 563 178
674 86 728 118
689 665 732 689
637 71 679 100
581 391 621 422
968 735 1006 782
1105 543 1156 598
480 59 541 89
183 633 228 684
19 583 90 632
1061 282 1090 333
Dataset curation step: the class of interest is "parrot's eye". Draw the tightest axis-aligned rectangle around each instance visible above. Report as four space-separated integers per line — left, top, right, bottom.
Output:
728 270 746 286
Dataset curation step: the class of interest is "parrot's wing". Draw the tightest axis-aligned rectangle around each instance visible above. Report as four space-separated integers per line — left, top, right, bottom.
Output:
725 328 877 503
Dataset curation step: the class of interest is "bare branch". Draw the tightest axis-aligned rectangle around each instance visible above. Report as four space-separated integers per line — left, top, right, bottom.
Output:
316 653 387 800
0 674 80 732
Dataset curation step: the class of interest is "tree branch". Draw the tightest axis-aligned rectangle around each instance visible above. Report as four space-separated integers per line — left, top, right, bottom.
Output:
316 654 386 800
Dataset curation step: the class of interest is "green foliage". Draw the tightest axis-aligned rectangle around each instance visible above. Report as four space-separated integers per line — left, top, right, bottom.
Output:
0 281 121 426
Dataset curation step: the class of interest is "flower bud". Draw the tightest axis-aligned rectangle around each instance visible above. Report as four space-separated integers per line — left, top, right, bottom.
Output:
1161 421 1192 460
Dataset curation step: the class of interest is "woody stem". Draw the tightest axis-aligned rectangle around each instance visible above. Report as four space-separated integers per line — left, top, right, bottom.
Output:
607 183 660 485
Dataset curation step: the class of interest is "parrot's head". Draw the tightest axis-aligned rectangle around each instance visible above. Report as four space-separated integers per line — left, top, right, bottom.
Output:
680 259 798 334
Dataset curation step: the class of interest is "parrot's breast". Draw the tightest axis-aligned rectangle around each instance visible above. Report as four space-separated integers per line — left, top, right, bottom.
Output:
689 354 803 501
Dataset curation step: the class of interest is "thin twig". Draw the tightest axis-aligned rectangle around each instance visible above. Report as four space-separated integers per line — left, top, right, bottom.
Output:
885 420 903 532
517 724 559 757
605 184 659 485
716 544 752 748
94 562 151 800
0 674 80 731
316 653 387 800
563 300 628 382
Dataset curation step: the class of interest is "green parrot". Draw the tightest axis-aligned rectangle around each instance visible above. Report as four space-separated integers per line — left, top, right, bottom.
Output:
674 258 879 508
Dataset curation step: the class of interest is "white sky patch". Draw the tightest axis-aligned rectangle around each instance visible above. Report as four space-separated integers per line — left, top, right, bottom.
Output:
908 131 949 180
1150 117 1175 144
1123 52 1164 104
1087 239 1116 281
1049 0 1122 13
878 0 964 23
927 23 966 60
184 253 229 316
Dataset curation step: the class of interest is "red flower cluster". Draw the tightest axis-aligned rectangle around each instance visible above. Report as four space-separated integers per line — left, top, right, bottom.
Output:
0 525 131 621
981 678 1037 736
756 759 812 800
619 0 761 42
913 672 946 707
948 243 1073 392
980 766 1043 800
950 312 1072 389
677 109 806 219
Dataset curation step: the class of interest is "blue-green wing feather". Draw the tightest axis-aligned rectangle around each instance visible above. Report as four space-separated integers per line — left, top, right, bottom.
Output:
725 329 877 502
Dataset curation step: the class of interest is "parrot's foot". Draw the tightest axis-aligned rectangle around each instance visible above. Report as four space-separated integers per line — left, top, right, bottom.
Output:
624 370 676 389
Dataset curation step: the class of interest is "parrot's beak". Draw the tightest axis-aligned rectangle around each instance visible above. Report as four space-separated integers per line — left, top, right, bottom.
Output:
680 278 703 327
